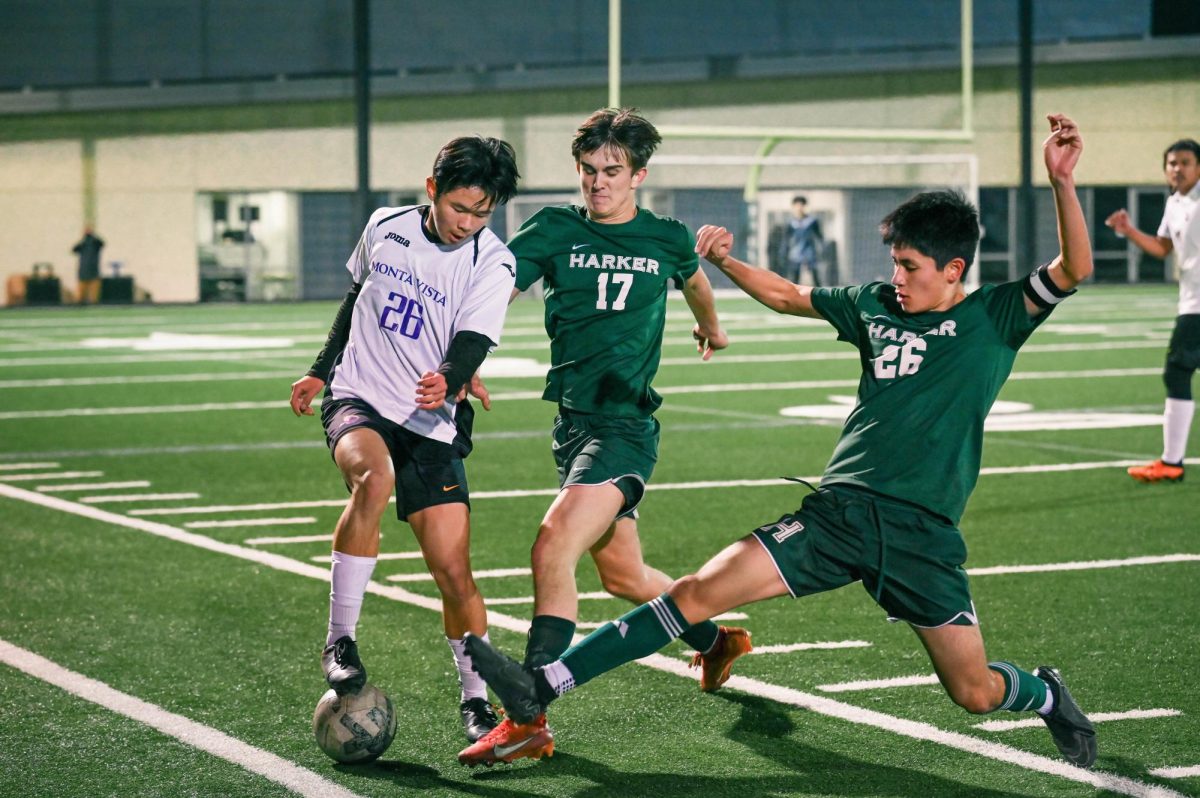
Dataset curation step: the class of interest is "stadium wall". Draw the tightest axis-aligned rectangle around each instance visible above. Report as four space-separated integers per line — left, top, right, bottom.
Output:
0 56 1195 303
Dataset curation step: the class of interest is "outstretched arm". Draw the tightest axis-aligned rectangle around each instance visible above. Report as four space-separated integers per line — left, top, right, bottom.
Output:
1027 114 1093 315
695 225 823 319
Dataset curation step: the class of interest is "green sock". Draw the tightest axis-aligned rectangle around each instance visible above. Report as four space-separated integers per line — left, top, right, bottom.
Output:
988 661 1049 712
679 620 720 654
560 593 687 688
523 615 576 669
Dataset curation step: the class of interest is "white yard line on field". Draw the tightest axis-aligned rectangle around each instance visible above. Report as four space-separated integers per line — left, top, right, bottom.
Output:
247 534 333 545
182 517 316 529
818 674 942 692
0 471 104 481
310 551 425 562
79 492 200 504
0 482 1186 798
0 462 59 470
1150 765 1200 779
0 638 366 798
386 566 531 583
975 709 1181 732
38 481 151 492
750 641 873 654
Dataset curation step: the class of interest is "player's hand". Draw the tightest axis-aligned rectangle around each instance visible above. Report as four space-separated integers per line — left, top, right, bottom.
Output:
693 324 729 361
416 371 448 410
1043 113 1082 184
290 375 325 416
455 371 492 411
695 225 734 267
1105 208 1132 236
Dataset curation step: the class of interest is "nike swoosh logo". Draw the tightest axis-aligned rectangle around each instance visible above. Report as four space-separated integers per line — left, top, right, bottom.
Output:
494 737 535 758
571 243 589 250
442 484 460 492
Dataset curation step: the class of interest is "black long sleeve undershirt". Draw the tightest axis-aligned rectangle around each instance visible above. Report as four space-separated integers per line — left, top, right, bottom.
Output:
307 283 361 382
439 330 495 397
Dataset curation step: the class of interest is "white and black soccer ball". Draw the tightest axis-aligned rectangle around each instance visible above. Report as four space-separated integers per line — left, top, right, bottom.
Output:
312 683 397 763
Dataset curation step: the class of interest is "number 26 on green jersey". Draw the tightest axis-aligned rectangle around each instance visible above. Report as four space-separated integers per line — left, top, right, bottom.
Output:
873 338 926 379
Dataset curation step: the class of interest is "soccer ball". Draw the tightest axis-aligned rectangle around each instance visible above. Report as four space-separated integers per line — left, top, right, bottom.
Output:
312 683 397 763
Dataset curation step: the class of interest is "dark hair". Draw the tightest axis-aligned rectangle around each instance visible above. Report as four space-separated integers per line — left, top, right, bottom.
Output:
879 189 980 274
1163 138 1200 168
431 136 520 205
571 107 662 171
792 195 807 205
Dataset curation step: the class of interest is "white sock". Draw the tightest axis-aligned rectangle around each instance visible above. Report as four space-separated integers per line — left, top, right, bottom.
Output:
1162 398 1195 465
1034 683 1056 715
447 634 490 702
541 660 577 697
327 551 377 646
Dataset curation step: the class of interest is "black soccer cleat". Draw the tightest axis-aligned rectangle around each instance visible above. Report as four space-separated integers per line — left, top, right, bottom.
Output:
460 696 500 743
322 635 367 695
1036 666 1097 768
463 633 544 725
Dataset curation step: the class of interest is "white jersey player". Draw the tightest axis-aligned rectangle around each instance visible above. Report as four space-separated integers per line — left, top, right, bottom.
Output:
289 136 520 744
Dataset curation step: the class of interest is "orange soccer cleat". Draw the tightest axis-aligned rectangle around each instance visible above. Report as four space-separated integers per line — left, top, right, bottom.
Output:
1127 459 1184 483
457 714 554 767
690 626 752 692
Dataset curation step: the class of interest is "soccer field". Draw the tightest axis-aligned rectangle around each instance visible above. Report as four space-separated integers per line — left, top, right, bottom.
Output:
1 285 1196 798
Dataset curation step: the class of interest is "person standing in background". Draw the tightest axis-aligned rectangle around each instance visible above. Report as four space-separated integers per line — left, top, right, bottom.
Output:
72 226 104 304
1106 138 1200 483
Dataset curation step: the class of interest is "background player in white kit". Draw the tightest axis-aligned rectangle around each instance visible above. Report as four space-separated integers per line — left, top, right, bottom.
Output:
289 136 520 743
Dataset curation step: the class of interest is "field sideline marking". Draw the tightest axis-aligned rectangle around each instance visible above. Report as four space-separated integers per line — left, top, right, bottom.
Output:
0 639 366 798
0 482 1183 798
975 709 1181 732
1150 765 1200 779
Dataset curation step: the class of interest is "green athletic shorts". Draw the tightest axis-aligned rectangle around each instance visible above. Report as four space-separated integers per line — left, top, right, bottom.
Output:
551 407 659 518
752 485 977 628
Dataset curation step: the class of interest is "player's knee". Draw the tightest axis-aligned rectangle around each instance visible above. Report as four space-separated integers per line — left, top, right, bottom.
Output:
596 565 644 602
1163 361 1194 400
349 469 394 511
431 564 478 605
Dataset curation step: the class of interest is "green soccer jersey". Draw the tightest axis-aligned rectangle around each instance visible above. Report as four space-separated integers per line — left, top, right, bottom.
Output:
509 205 700 417
810 279 1054 525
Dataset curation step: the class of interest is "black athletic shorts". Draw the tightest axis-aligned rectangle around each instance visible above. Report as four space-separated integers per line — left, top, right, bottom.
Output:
321 397 469 521
1166 314 1200 372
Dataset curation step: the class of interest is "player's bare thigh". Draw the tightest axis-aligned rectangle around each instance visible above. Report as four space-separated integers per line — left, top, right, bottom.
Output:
669 536 790 625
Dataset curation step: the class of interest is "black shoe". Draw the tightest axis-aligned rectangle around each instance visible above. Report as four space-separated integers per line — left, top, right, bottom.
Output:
460 697 500 743
1036 666 1097 768
463 633 544 725
322 636 367 695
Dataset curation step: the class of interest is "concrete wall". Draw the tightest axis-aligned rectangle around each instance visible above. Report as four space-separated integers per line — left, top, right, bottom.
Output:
2 57 1196 304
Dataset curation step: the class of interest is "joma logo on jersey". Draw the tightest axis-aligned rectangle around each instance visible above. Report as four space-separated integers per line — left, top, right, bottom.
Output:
569 252 660 275
867 319 956 342
384 232 411 247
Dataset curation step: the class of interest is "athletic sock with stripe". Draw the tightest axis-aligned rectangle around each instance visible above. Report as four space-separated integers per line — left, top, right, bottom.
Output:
558 592 688 689
988 661 1051 713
